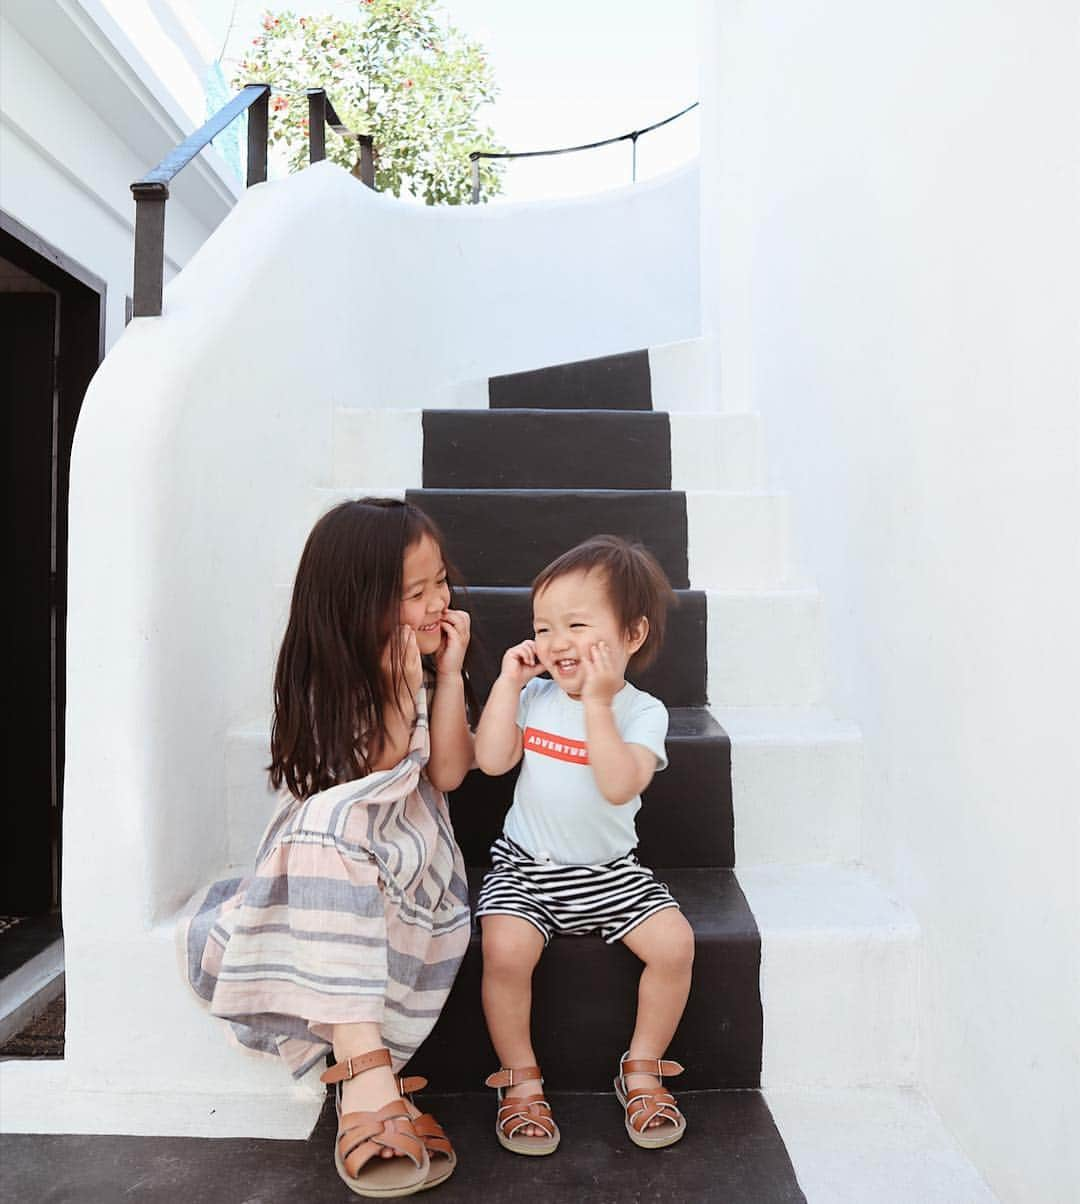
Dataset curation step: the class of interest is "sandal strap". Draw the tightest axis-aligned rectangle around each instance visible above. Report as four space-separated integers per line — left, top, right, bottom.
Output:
397 1074 428 1095
338 1100 425 1175
485 1064 543 1089
497 1096 555 1140
321 1047 393 1085
625 1089 683 1133
620 1057 684 1078
412 1112 454 1158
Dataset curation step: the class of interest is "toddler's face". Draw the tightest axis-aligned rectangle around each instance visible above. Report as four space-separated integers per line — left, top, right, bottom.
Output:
531 569 645 700
400 535 450 657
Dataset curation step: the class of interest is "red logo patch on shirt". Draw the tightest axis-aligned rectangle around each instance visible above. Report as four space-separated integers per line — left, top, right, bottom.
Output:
522 727 590 765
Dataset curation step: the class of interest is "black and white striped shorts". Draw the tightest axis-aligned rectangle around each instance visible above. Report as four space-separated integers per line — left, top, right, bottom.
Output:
475 834 680 945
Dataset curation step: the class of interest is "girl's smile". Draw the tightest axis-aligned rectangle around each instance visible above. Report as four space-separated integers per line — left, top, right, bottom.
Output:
401 534 451 655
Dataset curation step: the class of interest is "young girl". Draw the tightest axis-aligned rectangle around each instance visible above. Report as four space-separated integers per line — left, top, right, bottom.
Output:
182 498 473 1197
474 535 696 1154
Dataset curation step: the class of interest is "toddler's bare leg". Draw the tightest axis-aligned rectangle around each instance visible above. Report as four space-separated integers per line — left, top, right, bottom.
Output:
481 914 547 1136
620 908 695 1128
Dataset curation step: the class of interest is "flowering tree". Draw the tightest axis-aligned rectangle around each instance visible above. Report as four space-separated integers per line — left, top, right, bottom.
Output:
237 1 503 204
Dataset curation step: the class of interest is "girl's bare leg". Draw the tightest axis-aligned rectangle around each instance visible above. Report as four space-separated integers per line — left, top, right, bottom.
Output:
481 914 547 1136
332 1020 403 1159
619 908 695 1128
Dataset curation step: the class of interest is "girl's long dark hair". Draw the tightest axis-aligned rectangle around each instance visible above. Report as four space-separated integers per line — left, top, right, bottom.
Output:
269 498 475 800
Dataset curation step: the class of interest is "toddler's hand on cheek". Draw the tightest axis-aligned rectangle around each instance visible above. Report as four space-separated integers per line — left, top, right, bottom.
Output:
580 642 621 705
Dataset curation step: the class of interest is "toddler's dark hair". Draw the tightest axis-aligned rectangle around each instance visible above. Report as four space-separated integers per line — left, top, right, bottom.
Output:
531 535 676 670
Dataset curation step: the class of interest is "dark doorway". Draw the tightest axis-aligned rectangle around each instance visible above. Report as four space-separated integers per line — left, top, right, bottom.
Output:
1 213 105 927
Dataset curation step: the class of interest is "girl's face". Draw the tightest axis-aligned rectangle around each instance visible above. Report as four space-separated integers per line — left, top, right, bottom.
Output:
400 534 451 657
532 569 646 699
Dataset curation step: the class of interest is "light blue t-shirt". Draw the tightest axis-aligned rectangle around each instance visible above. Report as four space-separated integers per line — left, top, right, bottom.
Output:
502 677 669 866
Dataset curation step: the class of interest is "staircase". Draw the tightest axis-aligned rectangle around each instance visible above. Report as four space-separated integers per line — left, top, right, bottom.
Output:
231 342 990 1200
210 343 1006 1201
0 334 1000 1200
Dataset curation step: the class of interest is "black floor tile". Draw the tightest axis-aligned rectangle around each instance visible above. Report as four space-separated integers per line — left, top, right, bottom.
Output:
0 1091 805 1203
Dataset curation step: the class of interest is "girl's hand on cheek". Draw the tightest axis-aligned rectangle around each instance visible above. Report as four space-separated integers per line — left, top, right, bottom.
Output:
500 639 546 688
435 609 471 677
383 625 423 696
580 642 621 705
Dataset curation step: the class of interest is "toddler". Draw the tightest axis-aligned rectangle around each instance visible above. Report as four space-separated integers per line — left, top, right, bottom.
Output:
474 535 695 1154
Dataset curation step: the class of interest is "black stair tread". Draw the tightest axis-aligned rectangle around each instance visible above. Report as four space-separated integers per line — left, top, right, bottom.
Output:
664 705 726 740
422 408 671 490
0 1092 806 1203
450 707 734 870
415 866 762 1090
409 488 689 589
461 586 706 707
489 348 652 411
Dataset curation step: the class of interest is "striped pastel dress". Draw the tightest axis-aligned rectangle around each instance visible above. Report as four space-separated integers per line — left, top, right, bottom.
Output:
181 686 470 1078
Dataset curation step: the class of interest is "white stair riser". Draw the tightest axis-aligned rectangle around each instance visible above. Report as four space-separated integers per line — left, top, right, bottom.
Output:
707 590 824 706
670 412 765 490
332 409 422 489
648 338 710 413
688 492 789 590
717 717 863 865
58 929 323 1137
739 867 920 1088
758 932 919 1087
226 729 285 864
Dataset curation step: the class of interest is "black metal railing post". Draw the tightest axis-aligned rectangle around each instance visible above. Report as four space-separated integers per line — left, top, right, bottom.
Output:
307 89 375 189
246 86 270 186
470 154 480 204
307 89 328 163
358 136 375 189
130 83 271 317
131 183 168 318
131 83 377 316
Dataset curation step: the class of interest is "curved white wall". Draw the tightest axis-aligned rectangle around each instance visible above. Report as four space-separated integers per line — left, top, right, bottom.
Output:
60 160 699 1100
700 3 1079 1201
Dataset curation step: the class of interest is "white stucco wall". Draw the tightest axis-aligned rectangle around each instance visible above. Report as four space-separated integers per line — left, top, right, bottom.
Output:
699 2 1079 1201
59 160 699 1102
0 0 238 345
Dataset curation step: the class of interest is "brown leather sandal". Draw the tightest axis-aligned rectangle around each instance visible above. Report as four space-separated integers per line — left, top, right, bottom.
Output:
321 1049 429 1197
396 1073 457 1190
484 1064 560 1156
613 1053 687 1149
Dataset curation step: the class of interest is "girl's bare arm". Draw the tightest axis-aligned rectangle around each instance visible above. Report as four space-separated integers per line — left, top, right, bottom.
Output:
427 668 474 791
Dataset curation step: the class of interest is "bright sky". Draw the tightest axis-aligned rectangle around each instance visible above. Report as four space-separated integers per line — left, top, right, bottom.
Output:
186 0 700 201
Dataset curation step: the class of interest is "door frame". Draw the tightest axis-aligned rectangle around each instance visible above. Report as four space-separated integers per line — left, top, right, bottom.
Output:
1 211 106 913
